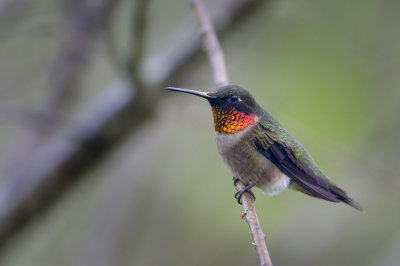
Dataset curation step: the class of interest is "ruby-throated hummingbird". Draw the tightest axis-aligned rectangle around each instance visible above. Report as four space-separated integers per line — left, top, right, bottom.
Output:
166 85 363 211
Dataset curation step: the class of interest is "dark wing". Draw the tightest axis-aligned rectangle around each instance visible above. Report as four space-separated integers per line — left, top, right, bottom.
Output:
254 115 363 211
254 138 340 202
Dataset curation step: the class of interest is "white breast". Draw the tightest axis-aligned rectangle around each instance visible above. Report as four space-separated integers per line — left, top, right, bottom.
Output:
215 129 248 154
215 116 259 154
214 116 290 196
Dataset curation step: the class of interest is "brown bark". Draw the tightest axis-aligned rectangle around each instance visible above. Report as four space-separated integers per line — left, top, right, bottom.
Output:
190 0 273 265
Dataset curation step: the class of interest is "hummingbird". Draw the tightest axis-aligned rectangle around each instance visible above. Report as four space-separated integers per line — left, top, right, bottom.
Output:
166 85 363 211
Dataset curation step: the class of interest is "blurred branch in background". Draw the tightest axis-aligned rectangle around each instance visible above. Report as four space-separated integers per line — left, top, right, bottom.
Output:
0 0 398 265
190 0 272 265
0 0 264 252
127 0 149 85
47 0 120 114
191 0 228 88
104 0 150 83
0 0 32 34
0 0 121 246
143 0 261 86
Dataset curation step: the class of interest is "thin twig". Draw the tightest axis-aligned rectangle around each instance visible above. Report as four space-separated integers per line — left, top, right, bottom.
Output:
143 0 260 86
236 182 273 266
0 0 264 251
190 0 273 265
190 0 228 88
0 0 121 248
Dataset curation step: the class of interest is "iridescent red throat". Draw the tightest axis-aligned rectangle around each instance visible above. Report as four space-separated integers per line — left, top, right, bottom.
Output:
211 105 255 134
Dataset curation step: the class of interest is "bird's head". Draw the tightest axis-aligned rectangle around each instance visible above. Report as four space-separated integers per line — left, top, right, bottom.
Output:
166 85 260 134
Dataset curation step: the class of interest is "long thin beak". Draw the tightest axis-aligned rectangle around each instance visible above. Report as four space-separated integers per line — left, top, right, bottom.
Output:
165 87 216 100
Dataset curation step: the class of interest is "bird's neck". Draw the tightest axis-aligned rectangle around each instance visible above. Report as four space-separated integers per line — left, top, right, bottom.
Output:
211 105 255 134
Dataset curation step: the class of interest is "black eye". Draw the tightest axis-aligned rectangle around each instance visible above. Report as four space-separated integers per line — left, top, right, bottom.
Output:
231 95 239 102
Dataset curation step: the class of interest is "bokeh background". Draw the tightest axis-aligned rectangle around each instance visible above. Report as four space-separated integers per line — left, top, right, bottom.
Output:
0 0 399 265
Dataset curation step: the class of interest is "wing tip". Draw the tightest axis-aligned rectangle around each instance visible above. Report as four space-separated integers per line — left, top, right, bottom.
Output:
330 185 364 212
341 196 364 213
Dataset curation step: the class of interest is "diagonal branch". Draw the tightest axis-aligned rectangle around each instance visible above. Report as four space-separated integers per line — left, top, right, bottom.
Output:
0 0 265 251
236 181 273 266
0 0 122 248
143 0 261 87
190 0 273 265
190 0 228 88
47 0 120 113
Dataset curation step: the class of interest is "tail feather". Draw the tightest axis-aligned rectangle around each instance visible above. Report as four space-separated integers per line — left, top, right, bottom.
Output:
330 185 364 212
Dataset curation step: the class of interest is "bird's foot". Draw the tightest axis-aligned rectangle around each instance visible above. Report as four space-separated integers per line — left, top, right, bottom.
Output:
234 183 255 205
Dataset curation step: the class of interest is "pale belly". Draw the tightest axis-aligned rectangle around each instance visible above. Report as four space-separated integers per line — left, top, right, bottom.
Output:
215 131 291 196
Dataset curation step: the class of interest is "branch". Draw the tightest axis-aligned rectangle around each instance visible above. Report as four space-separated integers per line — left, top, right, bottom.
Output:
190 0 273 265
190 0 228 88
0 79 134 244
0 0 31 33
47 0 120 113
0 0 264 250
0 0 123 247
143 0 260 87
127 0 150 81
236 182 273 266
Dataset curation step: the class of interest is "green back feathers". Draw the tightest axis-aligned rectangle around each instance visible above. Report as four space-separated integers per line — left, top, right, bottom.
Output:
255 110 330 182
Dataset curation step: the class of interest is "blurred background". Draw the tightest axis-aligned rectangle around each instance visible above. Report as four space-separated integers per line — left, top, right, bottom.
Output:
0 0 399 265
